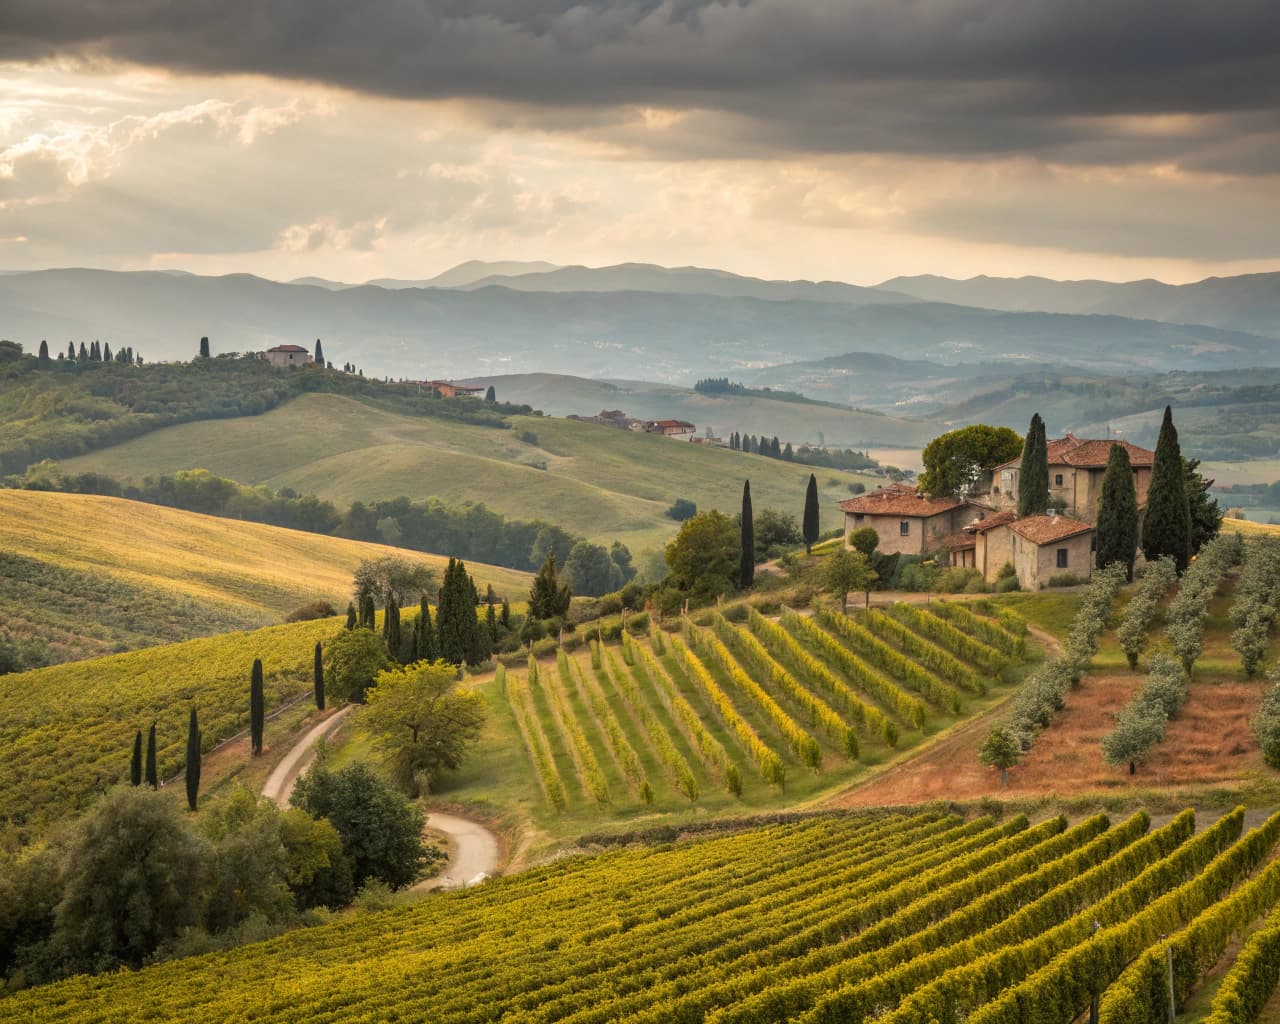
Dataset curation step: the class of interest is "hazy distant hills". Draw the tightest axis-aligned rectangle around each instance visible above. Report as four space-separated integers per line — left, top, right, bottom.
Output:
453 262 919 305
877 272 1280 338
4 267 1278 384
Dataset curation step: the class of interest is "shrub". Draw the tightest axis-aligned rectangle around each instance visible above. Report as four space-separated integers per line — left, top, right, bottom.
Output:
1253 672 1280 769
1047 572 1086 588
285 600 338 623
994 575 1020 593
665 498 697 521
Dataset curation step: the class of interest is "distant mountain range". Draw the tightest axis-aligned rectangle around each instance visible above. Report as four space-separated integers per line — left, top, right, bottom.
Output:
4 267 1277 384
876 272 1280 338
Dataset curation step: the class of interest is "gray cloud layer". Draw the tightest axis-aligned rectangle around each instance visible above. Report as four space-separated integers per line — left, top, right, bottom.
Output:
4 0 1280 166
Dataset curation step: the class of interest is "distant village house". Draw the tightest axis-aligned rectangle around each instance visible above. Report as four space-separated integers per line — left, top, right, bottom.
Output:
265 344 312 368
422 380 486 399
637 419 697 440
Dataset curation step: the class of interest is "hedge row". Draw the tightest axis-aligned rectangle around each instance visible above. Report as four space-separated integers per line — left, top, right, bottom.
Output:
1116 556 1178 669
1230 536 1280 677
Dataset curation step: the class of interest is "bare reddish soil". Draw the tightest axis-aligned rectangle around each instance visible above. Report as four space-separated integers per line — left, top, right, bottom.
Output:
835 671 1268 807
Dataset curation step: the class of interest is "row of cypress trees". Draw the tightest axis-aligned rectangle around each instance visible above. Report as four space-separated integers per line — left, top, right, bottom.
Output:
129 709 202 811
738 471 823 588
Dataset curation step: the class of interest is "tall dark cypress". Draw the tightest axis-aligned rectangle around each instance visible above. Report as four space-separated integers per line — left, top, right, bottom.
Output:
500 596 510 628
67 341 75 360
1096 443 1139 580
130 729 143 786
314 338 324 365
359 593 376 629
199 336 211 358
383 597 401 660
313 642 325 710
1017 413 1049 517
485 385 496 403
802 473 820 554
250 658 265 756
78 341 88 361
185 708 201 812
38 339 49 362
345 602 357 630
486 602 498 642
740 480 755 589
417 598 438 661
145 723 158 789
1142 405 1192 572
103 343 112 362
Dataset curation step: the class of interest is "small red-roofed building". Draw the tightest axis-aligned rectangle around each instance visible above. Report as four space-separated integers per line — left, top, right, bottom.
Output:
265 344 312 368
839 484 971 556
999 513 1094 589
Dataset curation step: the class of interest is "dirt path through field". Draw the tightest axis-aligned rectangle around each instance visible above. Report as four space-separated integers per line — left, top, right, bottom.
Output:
262 705 353 807
262 705 502 891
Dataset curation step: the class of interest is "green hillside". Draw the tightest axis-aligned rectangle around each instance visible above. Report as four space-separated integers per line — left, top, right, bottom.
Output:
11 806 1280 1023
0 618 340 834
467 372 938 449
0 490 529 668
60 392 879 553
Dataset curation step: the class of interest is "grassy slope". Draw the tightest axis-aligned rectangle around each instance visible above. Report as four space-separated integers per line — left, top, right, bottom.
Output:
0 618 343 834
0 490 530 664
466 372 939 449
59 393 879 553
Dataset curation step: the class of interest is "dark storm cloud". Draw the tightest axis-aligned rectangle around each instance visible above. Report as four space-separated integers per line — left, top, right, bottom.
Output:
3 0 1279 165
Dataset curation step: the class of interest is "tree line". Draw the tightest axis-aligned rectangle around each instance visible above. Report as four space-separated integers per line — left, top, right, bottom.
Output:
10 464 635 586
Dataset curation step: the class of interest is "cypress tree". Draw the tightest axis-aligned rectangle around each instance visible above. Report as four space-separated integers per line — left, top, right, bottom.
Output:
417 597 438 661
145 723 158 789
1096 443 1139 580
383 596 401 660
345 602 357 629
103 343 112 362
1142 405 1192 572
485 385 496 403
185 708 201 812
500 597 511 628
250 658 265 756
67 341 75 360
38 339 49 362
130 729 143 786
1017 413 1049 517
802 473 820 554
199 336 210 358
359 592 376 629
438 559 467 665
314 338 324 365
486 602 498 641
740 480 755 589
313 642 325 709
78 341 88 361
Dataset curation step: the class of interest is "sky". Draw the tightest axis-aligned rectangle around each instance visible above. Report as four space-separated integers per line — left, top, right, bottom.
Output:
1 0 1279 286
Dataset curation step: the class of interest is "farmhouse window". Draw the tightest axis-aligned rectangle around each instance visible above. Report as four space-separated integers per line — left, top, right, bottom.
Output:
1056 548 1068 569
899 520 910 536
1054 474 1064 486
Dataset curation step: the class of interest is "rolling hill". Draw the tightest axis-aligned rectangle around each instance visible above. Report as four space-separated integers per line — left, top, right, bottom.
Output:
0 489 530 665
463 372 937 449
56 392 879 555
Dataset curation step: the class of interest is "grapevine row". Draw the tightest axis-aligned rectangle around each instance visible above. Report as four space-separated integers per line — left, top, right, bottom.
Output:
549 649 611 805
668 634 786 786
708 613 858 758
506 671 567 810
930 600 1025 658
687 621 824 768
890 603 1009 674
577 644 651 801
866 607 983 696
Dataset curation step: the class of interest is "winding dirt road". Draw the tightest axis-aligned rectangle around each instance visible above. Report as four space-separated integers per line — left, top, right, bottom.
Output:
261 706 501 889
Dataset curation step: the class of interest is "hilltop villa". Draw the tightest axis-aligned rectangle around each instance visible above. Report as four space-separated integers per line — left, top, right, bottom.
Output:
265 344 312 368
839 430 1152 590
982 433 1154 524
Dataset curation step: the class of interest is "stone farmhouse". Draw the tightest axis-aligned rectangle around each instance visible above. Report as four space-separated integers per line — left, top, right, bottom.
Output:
265 344 312 368
839 432 1152 589
982 434 1154 523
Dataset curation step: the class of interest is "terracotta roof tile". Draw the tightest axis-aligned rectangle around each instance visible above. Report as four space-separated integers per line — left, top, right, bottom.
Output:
993 434 1154 471
963 510 1018 534
1008 514 1093 545
839 487 966 518
267 344 309 353
938 531 976 550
